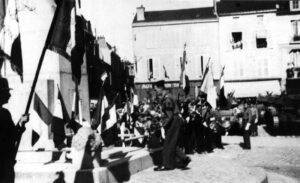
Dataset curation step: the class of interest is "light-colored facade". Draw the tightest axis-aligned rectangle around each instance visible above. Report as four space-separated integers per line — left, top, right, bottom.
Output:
132 6 221 98
276 8 300 93
218 1 300 97
132 1 300 99
218 10 282 97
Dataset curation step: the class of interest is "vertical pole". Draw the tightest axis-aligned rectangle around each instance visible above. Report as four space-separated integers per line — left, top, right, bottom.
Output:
78 98 82 124
47 79 54 139
201 56 203 77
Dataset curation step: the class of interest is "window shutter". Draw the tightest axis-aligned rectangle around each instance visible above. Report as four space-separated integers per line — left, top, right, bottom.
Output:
153 57 160 79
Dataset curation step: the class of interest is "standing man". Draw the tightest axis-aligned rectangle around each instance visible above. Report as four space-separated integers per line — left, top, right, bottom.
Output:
242 101 252 149
198 93 213 153
153 80 191 171
0 78 29 183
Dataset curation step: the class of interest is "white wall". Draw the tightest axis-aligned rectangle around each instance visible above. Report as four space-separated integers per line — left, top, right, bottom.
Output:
2 0 90 150
219 13 281 80
133 20 220 82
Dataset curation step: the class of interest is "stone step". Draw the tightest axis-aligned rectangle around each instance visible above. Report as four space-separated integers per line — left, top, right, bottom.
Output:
15 147 157 183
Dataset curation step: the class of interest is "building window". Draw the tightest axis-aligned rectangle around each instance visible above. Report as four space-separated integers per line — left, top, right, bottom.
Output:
147 59 153 80
257 15 264 25
290 1 300 11
256 38 267 48
293 1 299 9
231 32 243 49
291 20 300 41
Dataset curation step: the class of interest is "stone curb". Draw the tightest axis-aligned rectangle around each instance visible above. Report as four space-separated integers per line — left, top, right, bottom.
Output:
15 147 157 183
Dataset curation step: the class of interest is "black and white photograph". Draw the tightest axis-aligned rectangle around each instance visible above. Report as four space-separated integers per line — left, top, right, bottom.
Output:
1 0 300 182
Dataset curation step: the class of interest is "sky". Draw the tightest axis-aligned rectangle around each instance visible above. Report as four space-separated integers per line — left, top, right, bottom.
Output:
84 0 214 61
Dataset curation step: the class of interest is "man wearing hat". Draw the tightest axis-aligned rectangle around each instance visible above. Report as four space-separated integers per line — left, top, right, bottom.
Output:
153 80 191 171
0 78 29 183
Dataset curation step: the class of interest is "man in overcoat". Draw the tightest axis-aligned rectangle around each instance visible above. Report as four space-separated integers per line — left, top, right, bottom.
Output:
153 80 191 171
0 78 29 183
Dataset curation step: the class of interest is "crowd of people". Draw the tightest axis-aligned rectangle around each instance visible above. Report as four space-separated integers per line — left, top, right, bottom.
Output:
0 75 278 183
106 80 267 171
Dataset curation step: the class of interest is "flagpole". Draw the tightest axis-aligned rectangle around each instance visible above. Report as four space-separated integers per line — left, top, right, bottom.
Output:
24 2 61 114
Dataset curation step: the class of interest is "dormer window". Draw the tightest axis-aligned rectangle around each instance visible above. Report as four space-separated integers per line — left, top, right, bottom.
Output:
147 58 153 80
290 1 300 11
293 1 299 8
257 15 264 25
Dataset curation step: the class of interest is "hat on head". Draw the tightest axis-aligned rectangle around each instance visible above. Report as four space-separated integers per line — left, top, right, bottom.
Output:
154 80 165 88
0 78 12 91
198 91 207 98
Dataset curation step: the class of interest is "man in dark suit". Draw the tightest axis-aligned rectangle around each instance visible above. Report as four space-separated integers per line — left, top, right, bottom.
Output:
153 80 191 171
0 78 29 183
242 101 252 149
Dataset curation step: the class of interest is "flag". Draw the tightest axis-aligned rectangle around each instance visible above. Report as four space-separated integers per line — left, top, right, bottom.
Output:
184 75 190 96
179 44 190 95
52 103 66 149
92 85 105 131
217 66 225 95
91 71 109 130
217 66 227 109
163 65 169 79
34 93 53 125
33 93 53 146
0 1 5 31
133 94 139 106
51 87 70 149
57 86 70 122
195 85 198 98
0 0 6 71
71 15 85 84
99 94 119 133
200 62 217 109
134 127 144 144
67 90 82 133
102 103 117 132
48 0 74 59
31 129 40 147
0 0 23 81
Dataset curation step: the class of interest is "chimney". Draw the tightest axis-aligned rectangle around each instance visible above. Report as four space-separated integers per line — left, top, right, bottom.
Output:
136 5 145 21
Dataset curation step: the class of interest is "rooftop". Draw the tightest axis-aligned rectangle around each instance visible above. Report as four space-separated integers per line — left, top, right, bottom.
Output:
217 0 295 16
217 1 277 15
133 7 217 23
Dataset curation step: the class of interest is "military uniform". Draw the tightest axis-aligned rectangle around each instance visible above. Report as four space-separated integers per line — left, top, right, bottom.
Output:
160 92 189 169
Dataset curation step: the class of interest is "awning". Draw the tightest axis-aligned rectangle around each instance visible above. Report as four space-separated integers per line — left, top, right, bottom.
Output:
225 80 281 98
289 49 300 53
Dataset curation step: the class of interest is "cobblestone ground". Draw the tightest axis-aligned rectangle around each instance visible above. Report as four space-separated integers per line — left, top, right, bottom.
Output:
128 134 300 183
217 135 300 181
